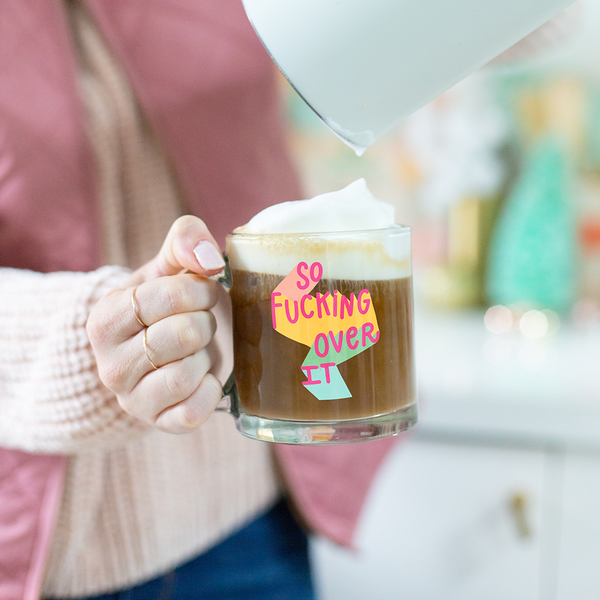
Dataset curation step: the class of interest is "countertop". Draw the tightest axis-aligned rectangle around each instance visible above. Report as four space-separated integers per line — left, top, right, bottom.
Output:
414 305 600 450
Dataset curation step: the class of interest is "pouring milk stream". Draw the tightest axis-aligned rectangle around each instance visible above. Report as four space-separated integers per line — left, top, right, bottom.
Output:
242 0 576 154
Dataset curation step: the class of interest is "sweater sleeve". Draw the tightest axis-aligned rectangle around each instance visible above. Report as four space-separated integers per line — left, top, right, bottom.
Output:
0 265 150 455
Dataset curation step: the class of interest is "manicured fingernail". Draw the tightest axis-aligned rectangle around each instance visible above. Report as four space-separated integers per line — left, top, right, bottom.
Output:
193 241 225 270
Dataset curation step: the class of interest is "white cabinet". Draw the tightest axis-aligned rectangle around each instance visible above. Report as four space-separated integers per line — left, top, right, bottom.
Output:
312 439 550 600
312 441 600 600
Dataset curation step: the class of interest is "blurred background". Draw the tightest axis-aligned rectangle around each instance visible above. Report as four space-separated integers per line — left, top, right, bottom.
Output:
281 0 600 597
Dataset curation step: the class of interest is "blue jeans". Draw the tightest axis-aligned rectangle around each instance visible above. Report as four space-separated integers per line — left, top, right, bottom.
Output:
51 500 314 600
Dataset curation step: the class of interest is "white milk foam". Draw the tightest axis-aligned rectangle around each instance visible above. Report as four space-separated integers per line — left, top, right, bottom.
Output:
227 179 411 280
236 179 392 234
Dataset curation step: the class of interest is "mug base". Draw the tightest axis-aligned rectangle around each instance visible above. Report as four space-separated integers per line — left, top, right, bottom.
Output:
233 402 418 445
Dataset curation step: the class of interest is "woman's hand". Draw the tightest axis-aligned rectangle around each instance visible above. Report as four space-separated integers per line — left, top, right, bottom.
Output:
87 216 233 434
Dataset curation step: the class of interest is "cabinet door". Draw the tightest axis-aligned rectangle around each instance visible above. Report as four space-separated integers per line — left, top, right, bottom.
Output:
557 452 600 599
311 439 546 600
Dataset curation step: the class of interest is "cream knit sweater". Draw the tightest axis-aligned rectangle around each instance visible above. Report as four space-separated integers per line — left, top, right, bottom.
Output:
0 3 279 597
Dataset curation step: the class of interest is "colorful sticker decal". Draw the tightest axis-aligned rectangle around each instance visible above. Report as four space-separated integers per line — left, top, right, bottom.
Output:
271 262 379 400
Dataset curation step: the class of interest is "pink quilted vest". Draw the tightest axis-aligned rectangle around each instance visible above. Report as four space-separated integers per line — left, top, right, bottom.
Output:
0 1 397 598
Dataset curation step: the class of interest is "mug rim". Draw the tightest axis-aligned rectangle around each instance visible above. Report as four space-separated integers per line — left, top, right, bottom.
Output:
227 223 410 239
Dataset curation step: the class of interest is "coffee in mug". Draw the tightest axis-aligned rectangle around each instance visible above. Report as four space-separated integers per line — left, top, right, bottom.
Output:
225 179 416 444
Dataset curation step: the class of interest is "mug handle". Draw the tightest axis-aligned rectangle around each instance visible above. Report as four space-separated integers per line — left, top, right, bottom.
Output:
215 371 237 413
182 255 236 414
213 254 236 414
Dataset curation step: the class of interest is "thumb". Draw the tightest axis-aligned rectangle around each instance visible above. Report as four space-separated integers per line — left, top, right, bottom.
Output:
136 215 225 281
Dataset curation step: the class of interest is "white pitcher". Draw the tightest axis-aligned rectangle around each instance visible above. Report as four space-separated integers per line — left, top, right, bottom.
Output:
242 0 576 154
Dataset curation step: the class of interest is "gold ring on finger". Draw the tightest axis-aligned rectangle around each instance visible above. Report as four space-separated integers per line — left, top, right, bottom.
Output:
131 286 148 328
143 327 160 370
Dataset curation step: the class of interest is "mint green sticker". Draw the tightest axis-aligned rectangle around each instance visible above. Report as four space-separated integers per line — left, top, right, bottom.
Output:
302 364 352 400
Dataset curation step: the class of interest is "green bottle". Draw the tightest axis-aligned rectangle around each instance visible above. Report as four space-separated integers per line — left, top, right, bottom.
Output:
486 136 577 312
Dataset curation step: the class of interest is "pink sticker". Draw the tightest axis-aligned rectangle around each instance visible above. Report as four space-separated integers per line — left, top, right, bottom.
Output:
273 261 323 301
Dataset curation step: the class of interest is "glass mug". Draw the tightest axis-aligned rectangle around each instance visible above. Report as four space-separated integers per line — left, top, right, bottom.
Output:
217 225 417 445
